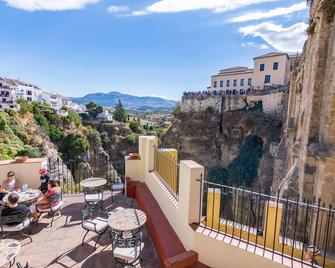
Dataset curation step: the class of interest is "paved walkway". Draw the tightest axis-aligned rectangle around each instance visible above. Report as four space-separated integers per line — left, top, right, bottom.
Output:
6 194 161 268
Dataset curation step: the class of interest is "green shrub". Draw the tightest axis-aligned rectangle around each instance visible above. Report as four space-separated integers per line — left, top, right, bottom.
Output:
100 131 110 145
17 99 31 114
208 167 229 185
227 135 264 187
49 125 64 142
61 134 89 160
205 106 215 114
0 112 7 131
16 145 41 158
172 105 181 117
129 121 141 133
125 134 136 145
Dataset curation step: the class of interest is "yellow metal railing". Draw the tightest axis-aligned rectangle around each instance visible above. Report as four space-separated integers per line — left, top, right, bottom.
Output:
154 147 179 198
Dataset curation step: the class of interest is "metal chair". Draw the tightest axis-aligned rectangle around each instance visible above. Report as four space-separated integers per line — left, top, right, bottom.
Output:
111 231 143 267
81 206 111 250
16 262 29 268
110 171 125 202
83 187 104 210
36 191 63 227
0 210 32 242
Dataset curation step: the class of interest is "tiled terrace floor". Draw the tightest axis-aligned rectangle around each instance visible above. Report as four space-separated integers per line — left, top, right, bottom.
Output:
5 194 161 268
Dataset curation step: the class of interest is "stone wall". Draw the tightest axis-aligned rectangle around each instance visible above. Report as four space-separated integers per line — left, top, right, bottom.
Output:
275 0 335 205
181 91 286 117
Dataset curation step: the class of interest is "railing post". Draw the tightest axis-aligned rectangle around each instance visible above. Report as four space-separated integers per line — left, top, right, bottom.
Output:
206 188 221 229
264 200 283 249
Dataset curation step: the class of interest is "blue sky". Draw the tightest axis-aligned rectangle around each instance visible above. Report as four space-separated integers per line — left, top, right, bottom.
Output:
0 0 309 100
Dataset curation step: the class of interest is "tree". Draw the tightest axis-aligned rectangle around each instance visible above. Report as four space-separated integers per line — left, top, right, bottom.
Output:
113 99 127 122
227 135 264 187
129 121 141 133
172 105 181 117
85 102 103 119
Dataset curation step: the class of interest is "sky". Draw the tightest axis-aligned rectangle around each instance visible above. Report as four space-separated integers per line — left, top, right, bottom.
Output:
0 0 309 100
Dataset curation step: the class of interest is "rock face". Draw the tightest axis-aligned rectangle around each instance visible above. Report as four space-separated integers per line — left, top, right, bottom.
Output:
275 0 335 204
162 112 282 192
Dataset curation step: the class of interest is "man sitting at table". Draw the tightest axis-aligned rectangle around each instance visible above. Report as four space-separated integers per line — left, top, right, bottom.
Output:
1 193 29 224
39 167 53 194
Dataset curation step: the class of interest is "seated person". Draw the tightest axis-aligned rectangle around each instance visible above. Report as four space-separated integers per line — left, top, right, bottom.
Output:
1 193 29 225
38 167 53 194
0 171 21 200
30 179 61 222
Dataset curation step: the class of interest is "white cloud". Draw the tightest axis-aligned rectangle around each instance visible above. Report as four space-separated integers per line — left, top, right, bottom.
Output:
107 5 129 14
2 0 99 11
241 42 269 49
239 22 307 52
132 0 278 16
229 2 307 22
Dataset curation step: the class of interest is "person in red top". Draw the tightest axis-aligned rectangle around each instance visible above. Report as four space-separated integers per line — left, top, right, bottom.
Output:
29 179 61 222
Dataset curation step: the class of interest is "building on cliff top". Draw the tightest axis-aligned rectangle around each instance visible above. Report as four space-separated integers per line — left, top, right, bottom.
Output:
209 52 301 94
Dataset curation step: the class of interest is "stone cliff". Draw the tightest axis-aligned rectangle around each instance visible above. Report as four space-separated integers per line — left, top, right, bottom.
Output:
162 111 283 192
274 0 335 203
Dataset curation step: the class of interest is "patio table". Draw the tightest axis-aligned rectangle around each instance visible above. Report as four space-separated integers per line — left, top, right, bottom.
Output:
108 208 147 232
0 239 21 267
80 178 107 189
3 189 42 205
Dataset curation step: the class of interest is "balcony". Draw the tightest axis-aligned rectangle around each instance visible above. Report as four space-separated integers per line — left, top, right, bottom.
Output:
125 136 335 268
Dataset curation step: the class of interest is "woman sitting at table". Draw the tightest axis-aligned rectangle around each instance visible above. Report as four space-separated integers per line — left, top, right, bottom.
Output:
29 179 61 222
0 171 21 200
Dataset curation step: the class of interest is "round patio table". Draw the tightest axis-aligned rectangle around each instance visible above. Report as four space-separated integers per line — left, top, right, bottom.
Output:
3 189 42 205
80 178 107 188
108 208 147 232
0 239 21 267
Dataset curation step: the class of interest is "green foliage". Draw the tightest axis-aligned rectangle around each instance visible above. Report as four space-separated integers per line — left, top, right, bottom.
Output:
62 112 82 127
113 100 127 122
16 99 31 114
227 135 264 187
88 128 101 144
7 117 28 143
0 112 7 131
205 106 215 114
49 124 64 142
208 167 229 185
79 113 90 121
249 101 263 112
129 121 141 133
172 105 181 117
86 102 103 119
100 131 110 145
16 145 41 158
125 134 136 145
61 134 89 160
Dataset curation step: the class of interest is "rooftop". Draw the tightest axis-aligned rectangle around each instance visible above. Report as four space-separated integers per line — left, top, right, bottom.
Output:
253 52 288 59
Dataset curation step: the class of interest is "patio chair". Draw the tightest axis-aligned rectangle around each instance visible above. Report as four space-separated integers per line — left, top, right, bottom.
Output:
81 206 111 250
112 231 143 267
110 171 125 202
83 187 104 210
36 191 63 227
0 210 32 242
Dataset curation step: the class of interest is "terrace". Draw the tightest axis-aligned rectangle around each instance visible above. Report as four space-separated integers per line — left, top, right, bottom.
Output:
1 135 334 268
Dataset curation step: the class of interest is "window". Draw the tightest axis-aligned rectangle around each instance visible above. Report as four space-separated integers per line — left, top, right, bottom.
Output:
213 81 217 88
27 97 32 101
240 79 244 86
226 80 230 87
273 62 279 70
220 80 224 87
264 75 271 83
248 78 252 86
27 90 32 95
2 98 6 102
233 89 238 95
233 79 237 87
260 64 265 71
226 90 231 95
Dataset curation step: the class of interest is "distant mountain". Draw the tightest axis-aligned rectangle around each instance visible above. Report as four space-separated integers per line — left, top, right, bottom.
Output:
70 92 178 112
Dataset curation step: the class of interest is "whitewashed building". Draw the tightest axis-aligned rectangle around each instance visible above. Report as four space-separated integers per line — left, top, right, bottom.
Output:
0 78 20 110
96 110 113 121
